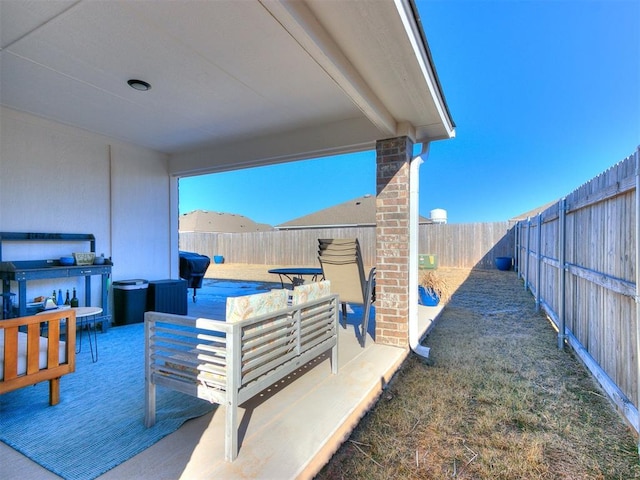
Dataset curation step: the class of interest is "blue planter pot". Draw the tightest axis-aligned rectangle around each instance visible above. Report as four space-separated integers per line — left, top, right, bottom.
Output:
495 256 513 271
213 255 224 264
418 286 440 306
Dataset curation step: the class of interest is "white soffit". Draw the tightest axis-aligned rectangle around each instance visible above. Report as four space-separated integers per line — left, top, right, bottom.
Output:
0 0 454 173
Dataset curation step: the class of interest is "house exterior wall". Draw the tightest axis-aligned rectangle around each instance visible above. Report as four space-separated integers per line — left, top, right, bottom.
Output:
0 107 175 309
375 136 413 348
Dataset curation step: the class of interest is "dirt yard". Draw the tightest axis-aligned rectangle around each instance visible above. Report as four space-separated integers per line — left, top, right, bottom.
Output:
205 263 298 283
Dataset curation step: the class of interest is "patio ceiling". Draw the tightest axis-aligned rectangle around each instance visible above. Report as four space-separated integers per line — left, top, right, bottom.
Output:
0 0 455 175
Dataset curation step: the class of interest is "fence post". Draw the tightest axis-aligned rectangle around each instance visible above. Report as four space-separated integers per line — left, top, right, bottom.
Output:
524 217 531 292
558 198 567 350
514 222 520 274
536 213 542 312
634 147 640 457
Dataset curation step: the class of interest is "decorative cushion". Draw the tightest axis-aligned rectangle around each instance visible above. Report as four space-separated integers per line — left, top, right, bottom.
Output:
291 280 331 305
225 289 289 322
225 289 290 375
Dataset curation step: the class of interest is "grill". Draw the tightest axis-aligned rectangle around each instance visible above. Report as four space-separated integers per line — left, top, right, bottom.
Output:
178 251 211 302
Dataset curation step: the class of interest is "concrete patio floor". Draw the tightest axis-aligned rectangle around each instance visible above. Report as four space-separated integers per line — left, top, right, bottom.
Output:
1 279 442 479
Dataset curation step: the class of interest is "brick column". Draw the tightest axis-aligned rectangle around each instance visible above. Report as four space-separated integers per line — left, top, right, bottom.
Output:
375 136 413 348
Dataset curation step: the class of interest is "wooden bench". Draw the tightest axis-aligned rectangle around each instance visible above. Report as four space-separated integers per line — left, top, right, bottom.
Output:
0 309 76 405
144 281 339 461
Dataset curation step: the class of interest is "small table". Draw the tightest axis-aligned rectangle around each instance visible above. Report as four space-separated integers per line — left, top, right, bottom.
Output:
73 307 102 363
268 268 324 289
38 306 102 362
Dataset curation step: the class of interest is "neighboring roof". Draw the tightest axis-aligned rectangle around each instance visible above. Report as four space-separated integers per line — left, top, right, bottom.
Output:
1 0 454 174
179 210 273 233
510 200 559 221
276 195 431 229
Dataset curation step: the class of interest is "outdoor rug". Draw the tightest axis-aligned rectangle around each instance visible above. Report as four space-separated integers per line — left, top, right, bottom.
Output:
0 322 217 480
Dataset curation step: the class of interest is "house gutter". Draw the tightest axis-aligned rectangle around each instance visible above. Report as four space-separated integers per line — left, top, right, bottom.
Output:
409 143 430 359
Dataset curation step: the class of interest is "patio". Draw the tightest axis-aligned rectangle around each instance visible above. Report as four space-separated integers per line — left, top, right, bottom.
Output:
0 275 443 479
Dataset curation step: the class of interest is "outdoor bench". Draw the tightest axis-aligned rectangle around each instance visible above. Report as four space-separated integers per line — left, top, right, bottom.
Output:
0 309 76 406
144 281 339 461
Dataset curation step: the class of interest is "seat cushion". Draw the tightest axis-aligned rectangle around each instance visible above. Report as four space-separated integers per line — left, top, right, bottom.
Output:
0 330 67 380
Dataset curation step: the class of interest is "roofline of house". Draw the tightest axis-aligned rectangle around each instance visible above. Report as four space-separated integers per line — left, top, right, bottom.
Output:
406 0 456 133
276 223 376 230
276 220 434 230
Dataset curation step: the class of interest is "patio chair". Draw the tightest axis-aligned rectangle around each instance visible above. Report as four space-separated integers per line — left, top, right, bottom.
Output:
318 238 375 347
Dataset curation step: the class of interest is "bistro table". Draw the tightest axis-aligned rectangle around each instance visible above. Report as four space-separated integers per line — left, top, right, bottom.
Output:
268 267 324 289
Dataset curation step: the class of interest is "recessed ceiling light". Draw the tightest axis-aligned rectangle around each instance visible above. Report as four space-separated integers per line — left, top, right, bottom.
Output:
127 79 151 91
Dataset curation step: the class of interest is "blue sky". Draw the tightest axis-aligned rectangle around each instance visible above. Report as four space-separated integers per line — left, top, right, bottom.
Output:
179 0 640 225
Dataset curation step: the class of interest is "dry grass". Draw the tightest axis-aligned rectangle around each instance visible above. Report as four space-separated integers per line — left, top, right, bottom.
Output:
420 270 454 304
315 268 640 480
205 263 289 282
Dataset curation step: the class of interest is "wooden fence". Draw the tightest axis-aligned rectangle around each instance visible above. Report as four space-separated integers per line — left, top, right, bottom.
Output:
516 147 639 432
179 222 514 270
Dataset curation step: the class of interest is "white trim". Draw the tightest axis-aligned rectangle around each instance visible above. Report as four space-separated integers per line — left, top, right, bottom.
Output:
169 175 180 279
394 0 455 139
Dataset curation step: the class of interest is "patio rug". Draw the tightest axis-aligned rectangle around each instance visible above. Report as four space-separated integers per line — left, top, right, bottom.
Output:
0 322 217 480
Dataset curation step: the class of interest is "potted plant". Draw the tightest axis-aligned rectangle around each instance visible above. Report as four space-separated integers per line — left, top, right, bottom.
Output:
419 271 451 306
495 256 513 271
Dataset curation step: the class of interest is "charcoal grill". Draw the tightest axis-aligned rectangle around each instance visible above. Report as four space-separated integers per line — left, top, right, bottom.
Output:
179 251 211 302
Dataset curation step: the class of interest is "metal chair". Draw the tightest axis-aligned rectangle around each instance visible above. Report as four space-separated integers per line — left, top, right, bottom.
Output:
318 238 375 347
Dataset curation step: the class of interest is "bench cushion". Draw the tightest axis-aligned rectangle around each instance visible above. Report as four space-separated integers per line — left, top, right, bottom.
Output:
225 289 289 322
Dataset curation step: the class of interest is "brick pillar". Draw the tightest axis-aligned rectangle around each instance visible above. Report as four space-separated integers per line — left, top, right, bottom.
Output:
375 136 413 348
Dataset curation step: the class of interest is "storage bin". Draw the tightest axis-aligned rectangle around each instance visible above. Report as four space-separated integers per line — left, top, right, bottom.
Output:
113 279 148 325
146 279 187 315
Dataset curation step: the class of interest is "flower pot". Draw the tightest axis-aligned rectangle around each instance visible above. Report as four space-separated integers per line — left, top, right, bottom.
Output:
213 255 224 264
495 256 513 271
418 285 440 306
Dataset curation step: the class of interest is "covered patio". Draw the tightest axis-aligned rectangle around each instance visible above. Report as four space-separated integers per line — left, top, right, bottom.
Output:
1 1 454 478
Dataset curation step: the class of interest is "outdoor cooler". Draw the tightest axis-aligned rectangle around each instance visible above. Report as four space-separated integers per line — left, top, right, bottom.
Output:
178 251 211 302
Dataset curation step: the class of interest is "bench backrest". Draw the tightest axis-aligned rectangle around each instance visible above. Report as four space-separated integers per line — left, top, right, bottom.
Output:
147 282 337 401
